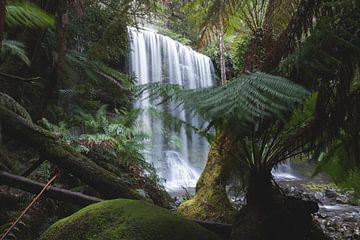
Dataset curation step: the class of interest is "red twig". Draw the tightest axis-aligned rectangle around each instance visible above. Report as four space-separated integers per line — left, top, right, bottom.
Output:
0 173 59 240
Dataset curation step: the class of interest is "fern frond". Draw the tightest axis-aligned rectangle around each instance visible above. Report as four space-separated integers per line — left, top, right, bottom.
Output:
65 51 133 89
1 39 30 65
141 71 309 132
6 1 55 28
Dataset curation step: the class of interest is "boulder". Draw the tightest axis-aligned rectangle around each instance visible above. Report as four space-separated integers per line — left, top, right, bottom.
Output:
40 199 221 240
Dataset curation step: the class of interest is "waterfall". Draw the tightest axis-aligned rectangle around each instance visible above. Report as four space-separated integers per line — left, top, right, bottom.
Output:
272 160 298 180
128 27 215 190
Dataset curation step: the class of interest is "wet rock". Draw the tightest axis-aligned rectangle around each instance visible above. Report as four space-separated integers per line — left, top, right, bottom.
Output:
314 192 324 201
343 215 356 222
278 182 360 240
335 195 349 204
324 189 339 199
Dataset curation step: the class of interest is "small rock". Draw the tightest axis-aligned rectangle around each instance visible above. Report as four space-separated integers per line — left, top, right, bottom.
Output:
344 215 356 222
325 189 339 199
336 195 349 204
314 192 324 200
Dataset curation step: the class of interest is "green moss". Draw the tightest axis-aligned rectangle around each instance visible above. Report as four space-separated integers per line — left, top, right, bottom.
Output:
40 199 221 240
177 134 235 223
302 182 339 192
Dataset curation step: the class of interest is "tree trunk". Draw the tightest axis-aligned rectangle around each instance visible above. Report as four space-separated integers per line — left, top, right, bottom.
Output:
177 133 235 223
0 105 141 200
0 0 5 49
218 18 226 85
0 171 102 207
246 168 273 209
36 0 70 120
178 21 233 220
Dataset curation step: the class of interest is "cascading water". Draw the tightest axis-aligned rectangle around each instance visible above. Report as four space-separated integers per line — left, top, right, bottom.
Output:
128 27 215 190
272 160 298 180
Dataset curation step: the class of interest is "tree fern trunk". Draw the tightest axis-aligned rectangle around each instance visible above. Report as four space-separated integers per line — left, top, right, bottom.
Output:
177 133 235 223
246 168 273 209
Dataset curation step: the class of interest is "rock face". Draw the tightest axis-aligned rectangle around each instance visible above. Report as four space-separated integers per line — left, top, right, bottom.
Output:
40 199 221 240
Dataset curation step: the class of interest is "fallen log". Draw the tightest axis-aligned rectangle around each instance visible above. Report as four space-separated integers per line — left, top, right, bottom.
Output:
0 105 140 200
0 171 102 207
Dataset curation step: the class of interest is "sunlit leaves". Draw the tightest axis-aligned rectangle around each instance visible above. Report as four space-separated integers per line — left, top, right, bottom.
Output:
6 1 55 28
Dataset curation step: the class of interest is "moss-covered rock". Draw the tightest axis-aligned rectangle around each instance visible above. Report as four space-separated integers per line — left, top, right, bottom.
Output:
40 199 221 240
177 134 235 223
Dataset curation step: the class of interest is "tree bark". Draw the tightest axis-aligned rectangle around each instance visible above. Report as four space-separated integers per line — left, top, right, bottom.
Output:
0 105 141 200
218 18 226 85
0 171 102 207
177 133 236 223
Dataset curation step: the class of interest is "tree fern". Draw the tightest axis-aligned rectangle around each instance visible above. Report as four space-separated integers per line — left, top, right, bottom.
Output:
5 0 55 28
141 71 309 133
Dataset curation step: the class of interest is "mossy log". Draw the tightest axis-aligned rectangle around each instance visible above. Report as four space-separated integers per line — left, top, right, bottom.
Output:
0 105 141 200
178 133 235 223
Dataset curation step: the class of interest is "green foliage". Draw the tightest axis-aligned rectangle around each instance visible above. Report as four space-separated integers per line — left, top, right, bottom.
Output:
42 105 147 168
203 33 249 77
280 0 360 193
5 0 55 28
40 118 73 142
157 27 192 46
287 92 317 129
147 106 213 141
314 136 360 197
70 0 160 61
76 106 146 164
140 71 311 185
141 71 309 133
1 40 30 66
65 50 134 89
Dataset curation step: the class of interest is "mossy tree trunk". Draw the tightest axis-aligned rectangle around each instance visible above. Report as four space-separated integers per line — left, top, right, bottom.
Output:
177 133 236 223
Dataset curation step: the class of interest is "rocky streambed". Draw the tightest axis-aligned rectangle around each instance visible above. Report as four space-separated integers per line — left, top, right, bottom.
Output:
280 181 360 240
170 176 360 240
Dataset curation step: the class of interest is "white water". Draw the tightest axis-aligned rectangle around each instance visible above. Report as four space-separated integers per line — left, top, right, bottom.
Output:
272 161 299 180
128 27 215 190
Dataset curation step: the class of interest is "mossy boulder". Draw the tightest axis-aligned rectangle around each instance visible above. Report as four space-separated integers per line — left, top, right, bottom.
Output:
40 199 221 240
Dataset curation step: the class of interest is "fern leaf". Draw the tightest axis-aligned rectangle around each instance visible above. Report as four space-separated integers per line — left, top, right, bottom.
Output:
1 39 30 65
5 1 55 28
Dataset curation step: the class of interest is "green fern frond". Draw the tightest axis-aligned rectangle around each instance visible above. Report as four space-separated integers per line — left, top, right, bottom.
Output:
140 71 309 132
1 39 30 66
6 1 55 28
65 51 133 89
